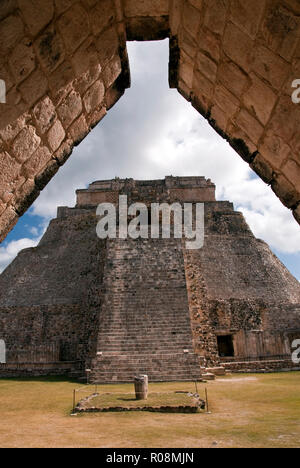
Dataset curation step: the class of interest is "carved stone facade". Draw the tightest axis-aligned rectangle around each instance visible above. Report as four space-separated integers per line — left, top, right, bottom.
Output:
0 176 299 381
0 1 300 243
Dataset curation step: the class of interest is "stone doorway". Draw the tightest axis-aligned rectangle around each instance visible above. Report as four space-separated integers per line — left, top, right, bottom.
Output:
217 335 235 358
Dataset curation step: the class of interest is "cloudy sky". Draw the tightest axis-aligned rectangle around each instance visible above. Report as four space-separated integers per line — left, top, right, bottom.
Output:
1 40 300 280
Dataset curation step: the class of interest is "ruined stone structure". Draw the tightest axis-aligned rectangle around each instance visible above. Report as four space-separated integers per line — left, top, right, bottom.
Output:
0 0 300 244
0 176 299 382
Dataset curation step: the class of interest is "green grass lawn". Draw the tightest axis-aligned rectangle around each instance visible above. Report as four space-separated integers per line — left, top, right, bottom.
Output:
79 391 200 411
0 373 299 448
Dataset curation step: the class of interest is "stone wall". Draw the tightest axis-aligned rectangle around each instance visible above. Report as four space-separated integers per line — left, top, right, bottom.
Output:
0 177 299 378
184 202 300 365
0 211 107 366
76 176 216 206
0 361 80 378
223 359 300 373
0 0 300 242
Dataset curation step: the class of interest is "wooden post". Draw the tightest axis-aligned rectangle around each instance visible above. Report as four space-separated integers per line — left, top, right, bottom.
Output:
205 388 209 413
73 389 76 412
134 375 148 400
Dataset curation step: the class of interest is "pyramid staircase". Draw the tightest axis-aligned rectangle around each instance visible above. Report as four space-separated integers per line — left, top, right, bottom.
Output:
89 238 202 383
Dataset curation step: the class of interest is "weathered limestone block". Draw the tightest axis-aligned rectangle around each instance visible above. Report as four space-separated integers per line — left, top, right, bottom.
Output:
13 178 39 214
47 120 65 152
271 174 299 209
9 39 35 83
48 61 74 100
234 109 264 146
252 45 289 90
182 1 201 39
218 61 249 98
35 26 65 74
68 114 89 145
0 14 24 54
196 52 217 83
0 150 21 193
203 0 227 35
282 159 300 190
0 0 18 22
21 146 52 180
124 0 169 17
83 81 105 115
267 95 300 143
262 3 299 62
0 205 18 238
33 96 57 134
250 153 274 185
18 0 54 37
223 22 255 73
214 85 239 119
96 27 120 67
18 68 48 106
58 3 90 54
258 132 291 170
102 57 122 88
12 126 41 163
90 0 116 36
229 0 266 39
243 74 277 126
71 38 100 77
74 64 102 95
58 91 82 129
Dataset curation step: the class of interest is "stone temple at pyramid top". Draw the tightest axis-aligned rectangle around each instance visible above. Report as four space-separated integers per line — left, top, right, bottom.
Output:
76 176 217 207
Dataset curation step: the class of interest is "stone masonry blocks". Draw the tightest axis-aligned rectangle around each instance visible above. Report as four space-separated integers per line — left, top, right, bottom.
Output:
18 0 54 37
0 177 299 380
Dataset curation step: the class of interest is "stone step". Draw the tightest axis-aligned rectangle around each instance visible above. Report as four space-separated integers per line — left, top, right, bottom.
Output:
96 336 193 342
93 351 198 357
93 358 199 366
98 330 192 334
89 234 199 383
98 323 192 328
97 331 193 337
89 372 202 384
97 337 193 342
91 361 200 368
96 349 194 355
91 362 201 373
98 326 191 329
98 324 192 330
96 345 193 351
97 339 193 346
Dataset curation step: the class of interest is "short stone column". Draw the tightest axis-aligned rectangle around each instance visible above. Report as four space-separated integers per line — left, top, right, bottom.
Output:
134 375 148 400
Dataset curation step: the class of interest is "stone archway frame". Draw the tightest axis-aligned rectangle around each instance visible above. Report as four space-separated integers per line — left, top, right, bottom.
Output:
0 0 299 243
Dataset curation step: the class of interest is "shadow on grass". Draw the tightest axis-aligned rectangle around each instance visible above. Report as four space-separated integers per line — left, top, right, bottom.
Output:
119 397 138 402
0 375 82 384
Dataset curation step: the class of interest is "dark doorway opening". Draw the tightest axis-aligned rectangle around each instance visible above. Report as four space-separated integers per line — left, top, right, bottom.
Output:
217 335 234 358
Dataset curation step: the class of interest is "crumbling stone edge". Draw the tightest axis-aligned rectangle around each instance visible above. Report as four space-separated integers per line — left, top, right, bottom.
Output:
73 392 205 414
